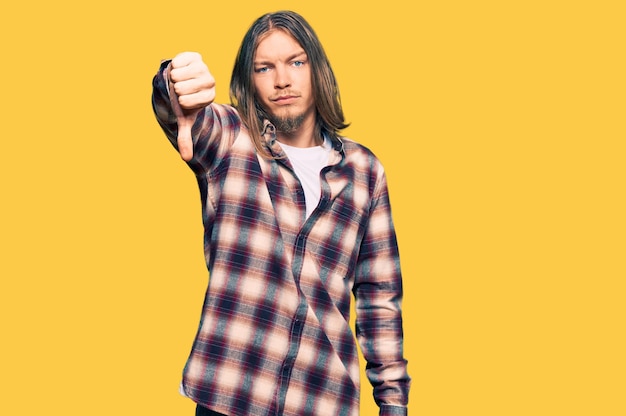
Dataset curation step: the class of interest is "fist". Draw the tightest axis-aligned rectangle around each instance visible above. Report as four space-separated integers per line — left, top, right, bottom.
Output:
169 52 216 110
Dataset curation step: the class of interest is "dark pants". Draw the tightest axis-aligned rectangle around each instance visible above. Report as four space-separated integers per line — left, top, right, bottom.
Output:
195 404 227 416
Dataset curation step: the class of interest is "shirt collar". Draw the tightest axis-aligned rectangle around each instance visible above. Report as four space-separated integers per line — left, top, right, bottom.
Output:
261 120 344 156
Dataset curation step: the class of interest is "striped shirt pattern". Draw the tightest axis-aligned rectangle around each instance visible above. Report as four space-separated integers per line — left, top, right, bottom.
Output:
152 61 410 416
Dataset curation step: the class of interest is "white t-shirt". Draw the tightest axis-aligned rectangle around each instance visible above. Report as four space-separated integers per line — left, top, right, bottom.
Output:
279 137 333 219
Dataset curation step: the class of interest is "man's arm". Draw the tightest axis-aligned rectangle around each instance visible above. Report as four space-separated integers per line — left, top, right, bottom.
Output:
152 52 241 173
353 168 411 416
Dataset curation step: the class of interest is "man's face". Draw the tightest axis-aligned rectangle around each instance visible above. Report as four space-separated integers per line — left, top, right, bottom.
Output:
253 30 315 134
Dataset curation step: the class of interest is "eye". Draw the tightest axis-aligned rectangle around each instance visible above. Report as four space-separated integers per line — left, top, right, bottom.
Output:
255 67 270 73
292 60 305 67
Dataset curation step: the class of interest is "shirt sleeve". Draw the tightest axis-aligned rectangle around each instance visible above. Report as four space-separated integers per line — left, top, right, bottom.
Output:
353 167 411 416
151 59 241 174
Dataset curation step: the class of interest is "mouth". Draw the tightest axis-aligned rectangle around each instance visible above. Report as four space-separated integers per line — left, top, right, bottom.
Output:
271 94 300 104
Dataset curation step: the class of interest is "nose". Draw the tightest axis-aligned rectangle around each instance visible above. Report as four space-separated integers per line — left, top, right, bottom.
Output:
274 66 291 89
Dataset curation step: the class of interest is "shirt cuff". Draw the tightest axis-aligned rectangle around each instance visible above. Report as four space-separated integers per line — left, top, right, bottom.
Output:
380 404 408 416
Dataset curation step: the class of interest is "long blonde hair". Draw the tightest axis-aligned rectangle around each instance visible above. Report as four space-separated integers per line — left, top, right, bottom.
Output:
229 10 349 157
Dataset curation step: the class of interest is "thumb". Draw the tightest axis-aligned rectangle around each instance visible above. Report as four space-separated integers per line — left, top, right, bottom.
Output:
168 76 198 162
176 116 195 162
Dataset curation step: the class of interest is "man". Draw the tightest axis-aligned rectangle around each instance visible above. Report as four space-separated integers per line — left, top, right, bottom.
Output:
152 10 410 416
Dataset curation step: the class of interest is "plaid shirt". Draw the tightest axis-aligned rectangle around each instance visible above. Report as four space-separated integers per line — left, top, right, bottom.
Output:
152 61 410 416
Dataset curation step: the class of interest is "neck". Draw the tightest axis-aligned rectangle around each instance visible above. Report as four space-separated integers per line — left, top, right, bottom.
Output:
277 131 321 148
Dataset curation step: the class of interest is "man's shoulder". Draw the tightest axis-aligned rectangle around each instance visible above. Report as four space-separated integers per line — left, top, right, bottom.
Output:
340 137 381 163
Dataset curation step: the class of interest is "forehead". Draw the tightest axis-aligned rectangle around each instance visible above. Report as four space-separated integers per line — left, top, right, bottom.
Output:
254 29 305 60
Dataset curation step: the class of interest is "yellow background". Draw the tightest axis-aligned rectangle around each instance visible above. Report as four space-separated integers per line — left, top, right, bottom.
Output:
1 1 624 415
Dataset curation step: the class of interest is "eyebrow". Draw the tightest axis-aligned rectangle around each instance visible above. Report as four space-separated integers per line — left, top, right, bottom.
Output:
254 50 307 66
